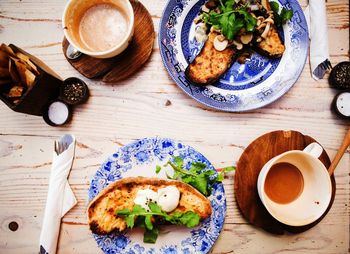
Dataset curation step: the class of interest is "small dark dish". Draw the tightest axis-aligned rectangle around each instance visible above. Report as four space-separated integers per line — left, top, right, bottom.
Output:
332 90 350 120
42 100 72 126
329 61 350 90
59 77 89 105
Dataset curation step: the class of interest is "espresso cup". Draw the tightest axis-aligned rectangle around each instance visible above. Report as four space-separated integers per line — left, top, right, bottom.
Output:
62 0 134 59
257 143 332 226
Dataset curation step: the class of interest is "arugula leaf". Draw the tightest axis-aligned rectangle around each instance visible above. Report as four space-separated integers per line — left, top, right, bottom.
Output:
190 172 211 196
116 208 132 216
155 165 161 174
229 18 244 40
226 14 235 40
201 0 257 41
238 8 256 32
175 211 201 227
143 227 159 243
173 156 184 168
269 1 293 27
156 156 235 196
116 202 201 243
125 214 136 228
144 215 153 230
280 8 293 23
269 1 280 16
215 166 236 182
189 161 207 174
149 202 162 213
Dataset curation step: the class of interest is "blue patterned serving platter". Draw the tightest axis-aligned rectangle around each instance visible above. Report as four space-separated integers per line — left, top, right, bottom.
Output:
159 0 308 112
88 137 226 254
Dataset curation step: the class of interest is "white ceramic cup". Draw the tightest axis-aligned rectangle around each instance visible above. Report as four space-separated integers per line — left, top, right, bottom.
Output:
62 0 134 59
257 142 332 226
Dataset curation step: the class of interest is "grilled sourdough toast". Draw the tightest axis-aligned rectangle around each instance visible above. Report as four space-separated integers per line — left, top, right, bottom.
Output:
185 31 236 85
255 0 285 58
87 177 212 234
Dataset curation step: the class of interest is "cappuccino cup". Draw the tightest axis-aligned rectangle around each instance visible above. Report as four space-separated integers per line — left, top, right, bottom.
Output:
62 0 134 59
257 143 332 226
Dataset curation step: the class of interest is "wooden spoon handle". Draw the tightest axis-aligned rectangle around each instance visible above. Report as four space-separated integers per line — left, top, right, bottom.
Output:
328 128 350 176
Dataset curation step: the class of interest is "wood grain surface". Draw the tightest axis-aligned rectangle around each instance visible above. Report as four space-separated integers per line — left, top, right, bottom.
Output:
62 0 155 82
0 0 349 254
235 130 336 235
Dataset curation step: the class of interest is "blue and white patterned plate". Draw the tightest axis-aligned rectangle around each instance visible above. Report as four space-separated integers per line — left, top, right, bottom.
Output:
88 137 226 254
159 0 308 112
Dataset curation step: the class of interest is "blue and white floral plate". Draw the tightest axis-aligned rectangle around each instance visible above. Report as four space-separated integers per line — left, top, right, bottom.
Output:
88 137 226 254
159 0 308 112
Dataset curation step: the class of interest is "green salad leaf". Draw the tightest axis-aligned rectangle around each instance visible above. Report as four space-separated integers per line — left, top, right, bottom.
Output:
156 156 235 196
269 1 293 27
201 0 257 40
116 203 201 243
143 227 159 244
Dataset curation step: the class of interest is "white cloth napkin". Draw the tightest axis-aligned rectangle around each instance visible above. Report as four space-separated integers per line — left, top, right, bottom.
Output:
304 0 330 80
39 134 77 254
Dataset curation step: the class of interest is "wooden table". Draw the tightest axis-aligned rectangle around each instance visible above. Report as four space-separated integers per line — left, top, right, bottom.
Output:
0 0 349 253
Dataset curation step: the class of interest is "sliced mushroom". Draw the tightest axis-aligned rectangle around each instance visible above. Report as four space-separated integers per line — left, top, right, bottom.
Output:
264 17 274 24
214 35 229 51
201 5 210 13
205 0 218 9
261 0 270 11
233 40 243 50
195 23 208 43
257 22 267 30
193 15 202 24
217 34 226 42
250 4 259 11
256 16 265 27
210 26 221 33
240 33 253 44
196 23 208 33
195 33 208 43
237 52 251 64
261 22 271 39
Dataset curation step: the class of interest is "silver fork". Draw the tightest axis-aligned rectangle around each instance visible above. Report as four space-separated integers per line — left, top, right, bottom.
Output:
54 140 68 155
320 59 333 71
313 59 332 79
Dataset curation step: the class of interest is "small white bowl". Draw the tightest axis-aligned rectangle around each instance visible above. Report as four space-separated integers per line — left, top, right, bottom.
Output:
62 0 134 59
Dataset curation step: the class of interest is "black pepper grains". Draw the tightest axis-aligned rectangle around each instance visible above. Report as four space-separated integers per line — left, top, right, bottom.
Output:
60 77 89 105
329 62 350 90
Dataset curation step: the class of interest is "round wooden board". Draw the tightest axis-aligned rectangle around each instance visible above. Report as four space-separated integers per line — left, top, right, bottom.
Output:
234 130 336 234
62 0 155 82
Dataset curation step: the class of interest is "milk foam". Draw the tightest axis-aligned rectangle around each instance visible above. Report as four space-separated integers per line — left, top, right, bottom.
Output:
79 4 129 52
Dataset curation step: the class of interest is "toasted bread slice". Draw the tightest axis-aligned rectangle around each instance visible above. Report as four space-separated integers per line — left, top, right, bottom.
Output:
87 177 212 235
255 24 285 58
185 31 236 85
255 0 285 58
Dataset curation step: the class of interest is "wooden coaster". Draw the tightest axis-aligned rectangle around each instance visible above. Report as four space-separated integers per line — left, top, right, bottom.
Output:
62 0 155 82
234 130 336 234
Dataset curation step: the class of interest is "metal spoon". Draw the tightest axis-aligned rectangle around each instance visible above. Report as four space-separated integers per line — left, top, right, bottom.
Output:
328 128 350 176
66 43 82 60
